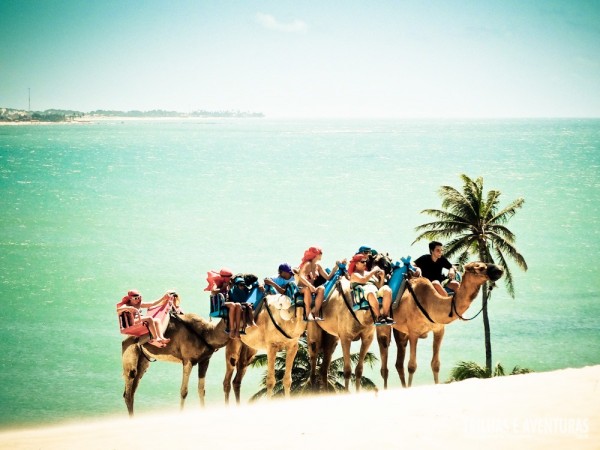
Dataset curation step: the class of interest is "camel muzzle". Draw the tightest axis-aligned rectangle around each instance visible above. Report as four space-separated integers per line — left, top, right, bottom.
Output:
486 264 504 281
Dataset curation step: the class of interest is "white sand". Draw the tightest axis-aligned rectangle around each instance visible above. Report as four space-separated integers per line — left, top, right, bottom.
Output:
1 365 598 450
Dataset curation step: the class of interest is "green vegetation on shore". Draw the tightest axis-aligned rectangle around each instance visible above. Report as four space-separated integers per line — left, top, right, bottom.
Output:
0 107 264 122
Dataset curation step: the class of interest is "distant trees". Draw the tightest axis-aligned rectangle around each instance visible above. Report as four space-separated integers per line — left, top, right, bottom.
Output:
0 107 264 122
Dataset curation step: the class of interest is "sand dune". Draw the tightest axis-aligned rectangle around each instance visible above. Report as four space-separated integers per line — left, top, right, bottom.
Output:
1 365 598 450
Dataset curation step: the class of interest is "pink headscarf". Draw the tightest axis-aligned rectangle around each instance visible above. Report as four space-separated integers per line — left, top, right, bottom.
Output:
204 268 233 291
348 253 366 275
301 246 322 266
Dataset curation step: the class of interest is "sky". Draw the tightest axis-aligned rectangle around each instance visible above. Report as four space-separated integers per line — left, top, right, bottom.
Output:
1 0 599 118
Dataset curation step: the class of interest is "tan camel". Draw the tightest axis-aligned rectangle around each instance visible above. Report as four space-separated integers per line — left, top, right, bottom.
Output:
376 261 504 388
239 293 307 398
121 312 249 415
305 254 395 392
306 275 382 392
222 336 257 404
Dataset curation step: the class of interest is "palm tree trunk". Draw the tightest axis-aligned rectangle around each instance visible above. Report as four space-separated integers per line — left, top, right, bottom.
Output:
482 284 492 374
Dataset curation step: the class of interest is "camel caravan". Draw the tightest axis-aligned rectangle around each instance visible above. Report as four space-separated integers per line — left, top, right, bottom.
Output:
118 244 504 416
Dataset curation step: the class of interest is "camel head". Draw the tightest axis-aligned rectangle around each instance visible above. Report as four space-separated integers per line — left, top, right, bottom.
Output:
462 262 504 283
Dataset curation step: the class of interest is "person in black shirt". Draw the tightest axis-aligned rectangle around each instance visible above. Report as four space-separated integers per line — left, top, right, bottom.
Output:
413 241 460 296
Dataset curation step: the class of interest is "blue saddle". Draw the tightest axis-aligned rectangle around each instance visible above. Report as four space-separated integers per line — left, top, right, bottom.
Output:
209 293 227 318
351 256 415 312
210 282 263 318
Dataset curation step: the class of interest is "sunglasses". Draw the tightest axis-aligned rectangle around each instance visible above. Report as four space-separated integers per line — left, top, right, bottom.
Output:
130 296 141 301
359 260 368 264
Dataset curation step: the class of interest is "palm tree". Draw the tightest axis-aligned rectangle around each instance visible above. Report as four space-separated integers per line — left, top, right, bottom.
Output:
413 174 528 372
446 360 533 382
248 337 378 401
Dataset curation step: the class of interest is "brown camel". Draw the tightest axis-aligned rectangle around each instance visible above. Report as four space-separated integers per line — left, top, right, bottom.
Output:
376 261 504 388
122 312 245 416
239 293 307 398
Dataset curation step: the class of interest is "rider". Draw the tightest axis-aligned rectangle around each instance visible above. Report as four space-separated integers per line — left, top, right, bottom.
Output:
229 276 257 335
348 253 394 325
116 290 173 345
413 241 460 296
209 268 242 338
263 263 296 295
297 246 344 321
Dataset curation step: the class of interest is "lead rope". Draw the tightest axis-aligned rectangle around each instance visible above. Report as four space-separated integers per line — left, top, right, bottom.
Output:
450 282 494 321
263 298 293 340
406 278 437 324
336 280 361 325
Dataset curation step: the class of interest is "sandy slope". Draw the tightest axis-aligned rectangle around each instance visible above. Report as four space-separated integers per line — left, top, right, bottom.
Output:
1 365 598 450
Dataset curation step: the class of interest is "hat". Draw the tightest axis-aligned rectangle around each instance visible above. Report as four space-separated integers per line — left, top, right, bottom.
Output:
219 268 233 277
127 290 141 297
278 263 293 274
233 276 245 285
358 246 371 253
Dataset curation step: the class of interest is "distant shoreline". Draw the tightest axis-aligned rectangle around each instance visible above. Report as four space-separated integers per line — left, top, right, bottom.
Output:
0 116 265 126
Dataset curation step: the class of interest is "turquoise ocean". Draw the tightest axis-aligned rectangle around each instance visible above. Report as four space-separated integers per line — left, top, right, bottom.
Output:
1 118 599 429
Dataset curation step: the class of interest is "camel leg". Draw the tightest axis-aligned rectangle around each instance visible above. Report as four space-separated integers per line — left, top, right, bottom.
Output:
232 344 257 404
354 331 374 392
282 342 299 397
376 326 392 389
393 329 408 388
306 323 322 390
223 340 241 405
407 333 420 387
340 338 353 391
122 341 150 417
266 345 278 398
319 332 338 392
197 358 211 407
179 360 192 410
431 327 445 384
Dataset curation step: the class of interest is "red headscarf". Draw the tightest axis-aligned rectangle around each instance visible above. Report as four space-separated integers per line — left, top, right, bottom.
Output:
300 246 322 266
348 253 366 275
116 289 141 307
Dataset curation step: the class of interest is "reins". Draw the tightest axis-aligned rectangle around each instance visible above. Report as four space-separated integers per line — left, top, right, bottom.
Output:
336 279 361 325
138 341 157 362
449 283 494 321
170 311 217 354
405 279 437 324
263 297 294 340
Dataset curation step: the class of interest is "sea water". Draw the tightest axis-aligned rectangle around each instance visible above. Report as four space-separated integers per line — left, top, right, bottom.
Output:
0 118 599 428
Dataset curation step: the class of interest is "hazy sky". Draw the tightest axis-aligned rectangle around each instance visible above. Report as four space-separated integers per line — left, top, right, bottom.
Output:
1 0 599 118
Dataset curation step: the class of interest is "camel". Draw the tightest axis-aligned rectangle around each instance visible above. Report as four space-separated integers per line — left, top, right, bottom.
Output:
376 261 504 388
222 335 257 404
121 312 251 415
306 254 395 392
238 293 307 398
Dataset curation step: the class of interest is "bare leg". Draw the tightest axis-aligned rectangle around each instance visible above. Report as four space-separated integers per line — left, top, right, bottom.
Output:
367 293 381 318
432 281 447 296
313 286 325 318
303 288 313 318
380 286 393 318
